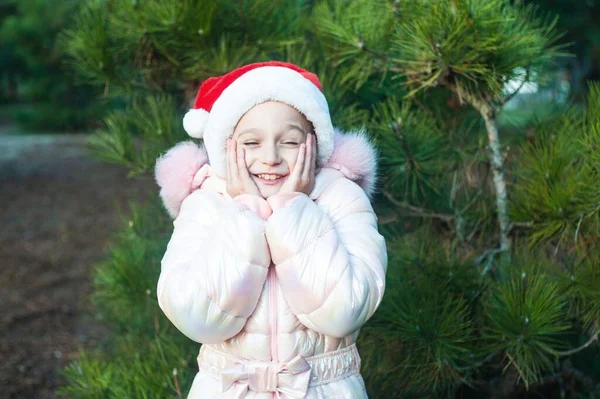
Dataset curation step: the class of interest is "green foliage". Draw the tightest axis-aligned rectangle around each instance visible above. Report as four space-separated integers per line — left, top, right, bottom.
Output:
371 98 458 203
59 2 113 89
483 257 571 385
313 0 568 103
511 85 600 246
57 333 197 398
312 0 395 90
11 103 101 132
87 95 187 176
59 0 311 98
0 0 103 130
364 231 480 395
560 247 600 330
524 0 600 64
59 196 199 398
93 196 172 331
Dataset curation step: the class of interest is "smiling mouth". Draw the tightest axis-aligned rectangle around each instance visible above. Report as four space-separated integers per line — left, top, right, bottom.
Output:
253 173 288 184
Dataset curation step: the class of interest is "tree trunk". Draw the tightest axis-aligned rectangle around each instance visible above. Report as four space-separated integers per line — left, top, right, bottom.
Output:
480 103 512 253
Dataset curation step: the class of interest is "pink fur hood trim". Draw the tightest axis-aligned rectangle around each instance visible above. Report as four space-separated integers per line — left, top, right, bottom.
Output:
154 127 378 218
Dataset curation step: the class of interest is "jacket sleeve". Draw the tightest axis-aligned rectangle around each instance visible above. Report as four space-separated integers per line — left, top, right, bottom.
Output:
157 190 271 344
265 178 387 338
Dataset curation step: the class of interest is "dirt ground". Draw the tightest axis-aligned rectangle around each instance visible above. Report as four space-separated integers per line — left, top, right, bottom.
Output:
0 131 155 398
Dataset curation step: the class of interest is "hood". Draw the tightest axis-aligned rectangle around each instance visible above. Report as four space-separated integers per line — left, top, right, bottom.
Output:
154 127 378 219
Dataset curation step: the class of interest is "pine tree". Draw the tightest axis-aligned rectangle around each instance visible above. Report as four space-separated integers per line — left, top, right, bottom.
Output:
58 1 600 398
0 0 103 130
524 0 600 96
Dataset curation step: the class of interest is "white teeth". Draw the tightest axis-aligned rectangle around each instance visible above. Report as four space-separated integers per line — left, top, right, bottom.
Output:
257 174 283 181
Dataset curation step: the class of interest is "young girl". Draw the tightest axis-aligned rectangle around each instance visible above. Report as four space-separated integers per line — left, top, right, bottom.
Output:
155 61 387 399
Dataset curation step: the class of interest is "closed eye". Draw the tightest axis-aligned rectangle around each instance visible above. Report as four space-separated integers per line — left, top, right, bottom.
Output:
244 141 259 146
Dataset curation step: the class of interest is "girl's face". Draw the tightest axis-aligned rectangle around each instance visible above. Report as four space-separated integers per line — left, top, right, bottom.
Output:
232 101 314 198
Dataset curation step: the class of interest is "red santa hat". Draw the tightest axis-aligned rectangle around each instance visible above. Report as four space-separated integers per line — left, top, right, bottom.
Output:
182 61 335 178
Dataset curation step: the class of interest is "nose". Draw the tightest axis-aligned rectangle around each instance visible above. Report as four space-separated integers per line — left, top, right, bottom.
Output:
263 144 281 166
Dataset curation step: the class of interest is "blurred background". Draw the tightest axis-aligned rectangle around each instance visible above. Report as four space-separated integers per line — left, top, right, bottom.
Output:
1 0 600 398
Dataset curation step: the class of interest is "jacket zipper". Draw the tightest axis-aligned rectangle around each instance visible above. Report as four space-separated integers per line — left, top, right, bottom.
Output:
268 265 278 397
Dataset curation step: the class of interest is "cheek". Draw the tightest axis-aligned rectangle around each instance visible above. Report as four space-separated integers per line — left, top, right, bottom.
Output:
282 149 300 169
241 147 257 167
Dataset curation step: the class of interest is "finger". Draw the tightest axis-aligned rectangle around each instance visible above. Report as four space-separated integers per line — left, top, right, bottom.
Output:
312 133 317 170
294 142 306 179
226 138 233 182
230 139 240 181
310 134 317 174
311 133 317 176
302 134 313 181
237 146 251 182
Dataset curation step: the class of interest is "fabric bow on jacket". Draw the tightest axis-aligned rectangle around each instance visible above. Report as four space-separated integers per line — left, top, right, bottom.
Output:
221 354 312 398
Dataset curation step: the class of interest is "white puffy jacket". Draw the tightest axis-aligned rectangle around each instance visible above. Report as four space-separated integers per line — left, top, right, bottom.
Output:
155 130 387 399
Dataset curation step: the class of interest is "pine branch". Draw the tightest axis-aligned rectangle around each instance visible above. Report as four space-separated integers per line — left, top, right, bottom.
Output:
172 368 182 399
474 366 600 395
509 221 535 231
475 248 505 267
238 0 249 38
519 368 600 394
391 116 414 164
444 78 512 255
382 191 455 225
454 352 498 372
554 320 599 357
502 67 531 106
360 31 514 256
554 358 567 399
377 212 400 225
574 213 584 243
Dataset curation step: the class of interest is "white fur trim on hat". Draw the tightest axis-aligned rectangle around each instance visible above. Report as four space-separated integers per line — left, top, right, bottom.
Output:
183 108 210 138
202 66 335 178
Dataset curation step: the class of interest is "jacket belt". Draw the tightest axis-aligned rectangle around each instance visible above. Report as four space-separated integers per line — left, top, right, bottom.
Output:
197 344 361 397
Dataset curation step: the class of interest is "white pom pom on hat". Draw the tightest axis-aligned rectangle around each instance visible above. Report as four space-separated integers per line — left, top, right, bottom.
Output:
183 61 335 178
182 108 210 139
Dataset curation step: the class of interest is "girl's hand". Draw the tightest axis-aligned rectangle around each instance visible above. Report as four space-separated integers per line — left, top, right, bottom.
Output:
226 138 262 198
278 132 317 196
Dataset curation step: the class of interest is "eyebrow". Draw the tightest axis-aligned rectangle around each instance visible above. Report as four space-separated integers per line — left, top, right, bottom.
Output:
237 128 261 138
286 123 306 135
237 123 307 138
